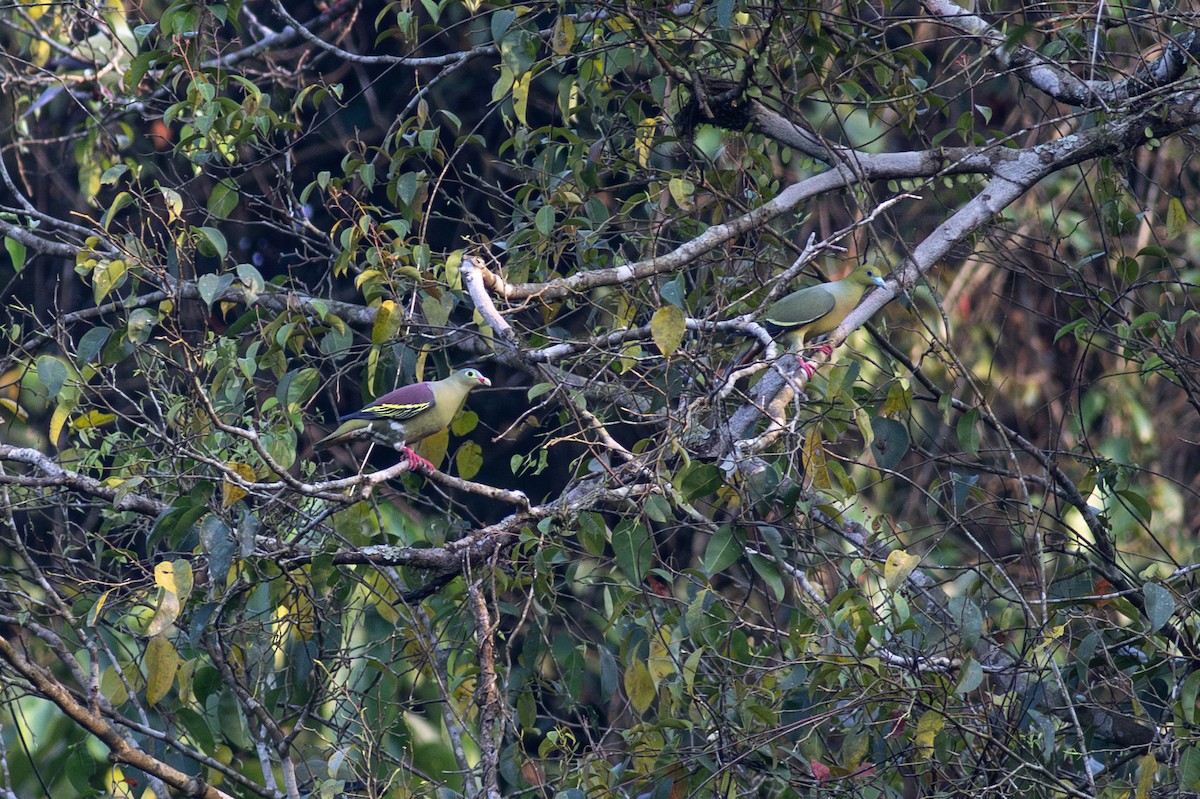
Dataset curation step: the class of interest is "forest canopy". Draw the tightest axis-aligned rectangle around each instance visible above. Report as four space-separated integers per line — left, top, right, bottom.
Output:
0 1 1196 798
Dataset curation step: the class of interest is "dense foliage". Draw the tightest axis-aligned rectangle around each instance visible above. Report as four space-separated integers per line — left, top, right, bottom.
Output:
0 1 1196 797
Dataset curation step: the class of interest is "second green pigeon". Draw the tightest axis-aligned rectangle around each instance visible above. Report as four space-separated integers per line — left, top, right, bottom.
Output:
743 264 887 376
315 368 491 469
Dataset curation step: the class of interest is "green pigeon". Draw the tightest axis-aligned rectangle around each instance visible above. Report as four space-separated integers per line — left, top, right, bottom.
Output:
739 264 887 376
314 368 491 469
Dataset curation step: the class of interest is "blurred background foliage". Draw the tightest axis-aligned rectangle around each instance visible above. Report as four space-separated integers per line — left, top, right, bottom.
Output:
0 0 1194 797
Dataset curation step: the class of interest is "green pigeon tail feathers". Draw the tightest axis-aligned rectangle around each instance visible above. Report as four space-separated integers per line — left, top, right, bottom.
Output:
314 368 491 451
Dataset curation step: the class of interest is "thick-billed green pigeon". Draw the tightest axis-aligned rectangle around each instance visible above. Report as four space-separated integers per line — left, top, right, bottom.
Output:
315 368 491 469
741 264 887 376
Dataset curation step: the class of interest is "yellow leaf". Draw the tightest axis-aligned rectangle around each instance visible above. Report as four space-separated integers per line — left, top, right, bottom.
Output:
144 590 180 637
159 187 183 223
635 117 660 168
913 709 944 760
100 663 141 707
71 410 117 429
154 561 178 594
277 580 316 642
650 305 686 356
175 658 196 705
648 634 674 683
443 249 464 290
1167 196 1187 240
145 636 179 707
801 426 830 490
145 564 182 637
624 659 655 714
88 588 114 627
884 549 921 592
0 397 28 423
93 258 127 304
417 427 449 468
854 406 873 450
364 569 400 624
513 71 531 127
49 402 71 446
354 269 381 290
551 15 575 55
1135 753 1158 799
222 461 256 507
371 299 403 344
880 379 913 416
451 409 479 436
668 177 693 210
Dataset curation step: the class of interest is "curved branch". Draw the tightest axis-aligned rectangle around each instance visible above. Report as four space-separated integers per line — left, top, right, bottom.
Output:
920 0 1200 108
0 635 235 799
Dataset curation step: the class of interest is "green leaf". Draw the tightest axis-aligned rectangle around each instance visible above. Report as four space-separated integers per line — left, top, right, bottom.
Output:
660 275 686 308
207 179 240 219
456 440 483 480
1181 670 1200 725
491 8 517 44
4 237 26 273
870 416 910 471
197 272 234 308
716 0 733 29
76 326 112 366
612 520 651 583
956 408 980 455
103 192 135 230
535 204 555 236
599 646 618 702
948 595 983 650
1054 317 1089 343
675 462 722 501
577 511 608 557
1117 488 1153 524
218 686 251 749
280 367 319 412
650 304 686 356
954 658 983 694
199 514 236 583
195 226 228 260
644 494 672 523
1142 582 1175 633
703 525 741 575
1182 746 1200 789
176 707 215 755
36 355 67 400
748 552 784 600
